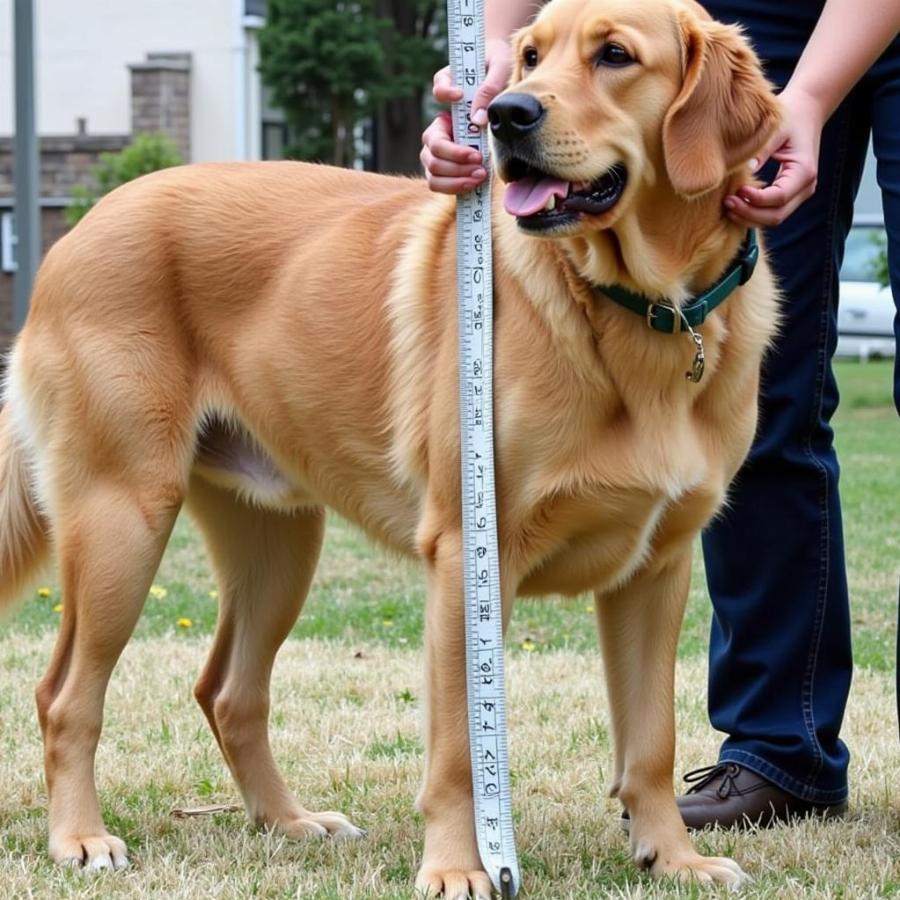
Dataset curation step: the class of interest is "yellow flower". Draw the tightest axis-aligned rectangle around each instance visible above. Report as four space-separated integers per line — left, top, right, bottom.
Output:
382 618 394 627
521 639 536 652
208 589 219 600
176 617 193 629
148 585 168 600
37 586 52 598
53 603 63 613
584 604 594 614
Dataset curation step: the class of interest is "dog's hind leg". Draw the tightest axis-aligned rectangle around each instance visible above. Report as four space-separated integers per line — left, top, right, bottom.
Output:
188 475 363 839
35 478 183 869
595 551 749 886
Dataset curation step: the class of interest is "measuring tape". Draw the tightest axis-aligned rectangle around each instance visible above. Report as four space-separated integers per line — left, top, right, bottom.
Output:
447 1 520 897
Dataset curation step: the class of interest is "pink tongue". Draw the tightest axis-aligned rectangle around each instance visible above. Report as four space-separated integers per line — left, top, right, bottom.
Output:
504 176 570 217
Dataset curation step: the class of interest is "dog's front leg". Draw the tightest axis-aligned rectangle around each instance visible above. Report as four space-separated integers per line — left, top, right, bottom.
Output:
595 550 749 886
415 527 495 900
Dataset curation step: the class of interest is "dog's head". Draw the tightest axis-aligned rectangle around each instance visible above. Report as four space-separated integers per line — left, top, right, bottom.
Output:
490 0 780 238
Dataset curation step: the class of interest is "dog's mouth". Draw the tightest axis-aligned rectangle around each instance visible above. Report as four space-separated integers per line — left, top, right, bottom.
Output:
502 161 628 232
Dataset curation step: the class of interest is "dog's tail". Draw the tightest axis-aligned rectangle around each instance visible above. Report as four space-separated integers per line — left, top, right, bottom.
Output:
0 402 49 614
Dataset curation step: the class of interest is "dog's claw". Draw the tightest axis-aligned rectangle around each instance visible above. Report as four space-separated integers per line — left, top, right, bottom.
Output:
50 833 129 872
415 867 494 900
277 810 365 841
649 851 749 886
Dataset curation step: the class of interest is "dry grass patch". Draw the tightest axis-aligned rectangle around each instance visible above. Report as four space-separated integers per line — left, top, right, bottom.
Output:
1 636 899 898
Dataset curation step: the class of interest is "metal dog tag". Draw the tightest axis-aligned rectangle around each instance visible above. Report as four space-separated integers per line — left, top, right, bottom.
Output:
447 0 520 895
687 330 705 383
674 307 705 384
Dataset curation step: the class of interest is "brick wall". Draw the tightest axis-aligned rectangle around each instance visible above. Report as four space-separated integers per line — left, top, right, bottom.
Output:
0 134 131 204
129 53 192 162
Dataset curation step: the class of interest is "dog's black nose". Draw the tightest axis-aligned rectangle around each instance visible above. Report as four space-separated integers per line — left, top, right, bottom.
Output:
488 93 545 143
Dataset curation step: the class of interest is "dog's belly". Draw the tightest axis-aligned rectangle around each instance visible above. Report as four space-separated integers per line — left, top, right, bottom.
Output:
517 490 668 597
192 415 421 552
193 417 316 510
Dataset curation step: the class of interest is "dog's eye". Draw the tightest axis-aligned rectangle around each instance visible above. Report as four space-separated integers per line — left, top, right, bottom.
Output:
596 42 633 67
523 47 539 69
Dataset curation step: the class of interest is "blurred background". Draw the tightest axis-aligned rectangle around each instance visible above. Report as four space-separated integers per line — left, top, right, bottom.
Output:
0 0 891 360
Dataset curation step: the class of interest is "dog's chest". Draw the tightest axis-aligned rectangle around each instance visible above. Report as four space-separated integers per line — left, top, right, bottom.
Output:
504 405 711 597
515 484 675 596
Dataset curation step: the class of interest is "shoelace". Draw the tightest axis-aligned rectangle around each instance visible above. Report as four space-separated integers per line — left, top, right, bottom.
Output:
683 762 742 798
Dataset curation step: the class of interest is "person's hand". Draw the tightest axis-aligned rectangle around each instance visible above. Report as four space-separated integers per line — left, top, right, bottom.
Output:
421 38 513 194
724 86 826 228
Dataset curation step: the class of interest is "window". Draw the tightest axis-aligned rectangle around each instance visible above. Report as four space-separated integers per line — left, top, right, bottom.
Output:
260 84 289 160
1 212 16 274
262 121 289 160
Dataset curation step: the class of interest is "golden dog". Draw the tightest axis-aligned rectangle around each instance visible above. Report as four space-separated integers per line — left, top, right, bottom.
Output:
0 0 780 891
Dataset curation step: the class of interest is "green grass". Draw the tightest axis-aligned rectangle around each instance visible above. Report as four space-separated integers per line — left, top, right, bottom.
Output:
3 360 897 671
2 642 900 899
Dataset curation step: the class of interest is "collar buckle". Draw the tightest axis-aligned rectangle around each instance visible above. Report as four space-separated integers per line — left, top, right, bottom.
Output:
646 302 679 334
601 228 756 335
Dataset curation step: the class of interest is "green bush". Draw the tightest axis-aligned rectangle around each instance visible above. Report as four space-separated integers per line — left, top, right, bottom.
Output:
65 132 183 226
870 229 889 289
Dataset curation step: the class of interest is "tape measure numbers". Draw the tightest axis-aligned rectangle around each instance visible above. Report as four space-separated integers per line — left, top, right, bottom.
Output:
446 1 521 896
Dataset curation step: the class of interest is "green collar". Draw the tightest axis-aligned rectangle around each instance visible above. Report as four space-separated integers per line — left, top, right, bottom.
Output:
596 229 758 334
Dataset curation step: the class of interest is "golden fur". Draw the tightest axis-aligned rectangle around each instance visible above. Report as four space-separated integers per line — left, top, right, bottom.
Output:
0 0 780 890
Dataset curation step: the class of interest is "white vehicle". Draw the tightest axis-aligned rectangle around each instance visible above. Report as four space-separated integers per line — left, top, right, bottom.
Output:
837 220 895 360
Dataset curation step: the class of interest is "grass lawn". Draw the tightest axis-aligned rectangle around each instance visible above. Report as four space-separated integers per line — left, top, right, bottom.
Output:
0 359 897 897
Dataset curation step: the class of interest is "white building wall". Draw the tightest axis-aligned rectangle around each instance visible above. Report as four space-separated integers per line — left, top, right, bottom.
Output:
0 0 264 162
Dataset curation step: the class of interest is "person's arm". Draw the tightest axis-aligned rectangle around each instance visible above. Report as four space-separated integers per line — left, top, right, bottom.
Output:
421 0 535 194
727 0 900 227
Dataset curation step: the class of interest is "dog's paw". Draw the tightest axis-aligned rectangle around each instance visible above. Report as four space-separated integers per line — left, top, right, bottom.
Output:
637 842 749 887
277 810 365 841
50 832 129 871
415 866 494 899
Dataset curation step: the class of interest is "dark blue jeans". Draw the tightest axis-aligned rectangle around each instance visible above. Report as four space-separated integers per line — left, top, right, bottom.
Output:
701 0 900 803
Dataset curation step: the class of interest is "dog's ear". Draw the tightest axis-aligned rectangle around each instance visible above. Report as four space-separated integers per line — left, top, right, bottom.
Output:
662 14 781 197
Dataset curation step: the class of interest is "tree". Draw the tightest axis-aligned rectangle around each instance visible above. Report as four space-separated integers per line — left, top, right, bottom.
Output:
65 133 182 226
373 0 445 175
258 0 444 170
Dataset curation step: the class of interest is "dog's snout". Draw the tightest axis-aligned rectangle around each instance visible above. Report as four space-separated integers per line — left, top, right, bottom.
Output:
488 93 545 143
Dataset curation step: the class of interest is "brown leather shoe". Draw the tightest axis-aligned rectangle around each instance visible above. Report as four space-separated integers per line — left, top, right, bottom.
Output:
676 763 848 830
